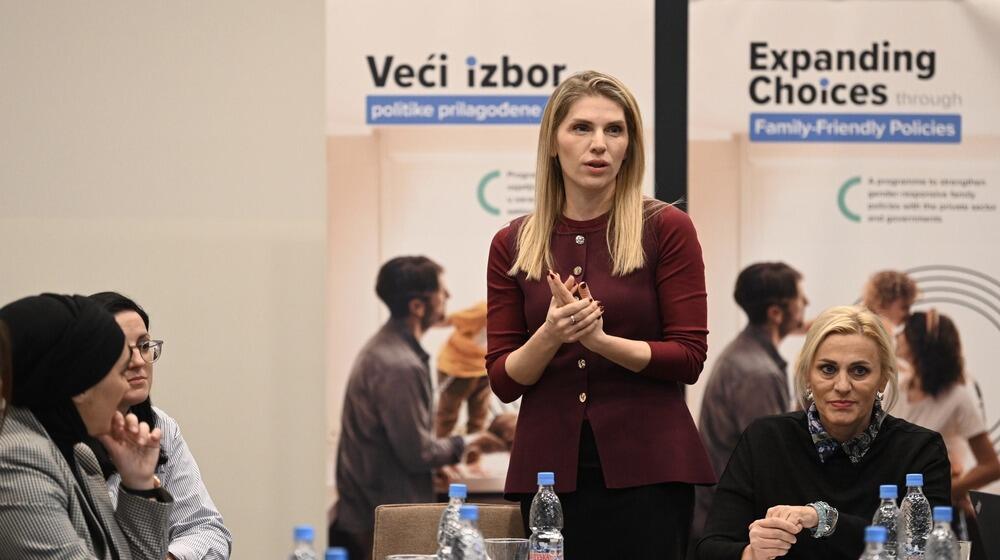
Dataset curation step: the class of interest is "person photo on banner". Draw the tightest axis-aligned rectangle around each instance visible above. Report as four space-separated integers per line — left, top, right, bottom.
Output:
434 300 518 462
486 70 715 558
893 309 1000 557
435 301 494 438
330 257 506 560
861 270 918 334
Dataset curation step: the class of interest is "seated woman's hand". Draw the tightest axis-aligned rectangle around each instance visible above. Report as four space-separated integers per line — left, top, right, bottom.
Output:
765 505 818 530
543 271 601 344
743 516 802 559
97 411 162 490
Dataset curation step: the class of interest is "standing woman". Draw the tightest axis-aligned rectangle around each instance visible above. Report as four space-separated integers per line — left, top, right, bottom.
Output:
0 294 173 559
89 292 232 560
486 70 714 558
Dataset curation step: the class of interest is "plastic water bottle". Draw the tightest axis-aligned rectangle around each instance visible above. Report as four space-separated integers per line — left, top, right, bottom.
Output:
925 507 959 560
288 525 318 560
898 473 931 559
860 525 891 560
325 547 348 560
872 484 900 558
528 472 564 560
450 504 487 560
436 483 467 559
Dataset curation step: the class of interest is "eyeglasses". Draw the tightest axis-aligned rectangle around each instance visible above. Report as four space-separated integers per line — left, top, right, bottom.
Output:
129 340 164 364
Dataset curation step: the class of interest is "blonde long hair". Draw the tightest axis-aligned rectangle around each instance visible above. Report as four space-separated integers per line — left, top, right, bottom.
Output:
794 306 899 411
510 70 657 280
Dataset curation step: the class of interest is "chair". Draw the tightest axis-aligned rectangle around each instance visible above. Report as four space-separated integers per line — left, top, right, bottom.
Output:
372 502 524 559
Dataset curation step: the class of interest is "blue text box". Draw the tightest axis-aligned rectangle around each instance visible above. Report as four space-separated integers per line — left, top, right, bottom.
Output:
366 95 550 125
749 113 961 143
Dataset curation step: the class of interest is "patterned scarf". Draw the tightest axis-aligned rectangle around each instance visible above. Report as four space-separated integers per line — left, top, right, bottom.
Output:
807 398 886 464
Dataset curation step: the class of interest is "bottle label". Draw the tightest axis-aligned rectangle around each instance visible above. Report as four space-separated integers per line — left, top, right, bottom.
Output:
529 554 561 560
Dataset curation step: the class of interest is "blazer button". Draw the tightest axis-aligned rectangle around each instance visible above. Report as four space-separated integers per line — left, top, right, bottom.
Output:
575 235 585 245
577 359 586 369
572 266 583 276
578 392 587 403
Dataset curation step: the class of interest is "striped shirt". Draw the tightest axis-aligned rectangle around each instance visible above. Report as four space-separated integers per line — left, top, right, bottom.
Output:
108 407 232 560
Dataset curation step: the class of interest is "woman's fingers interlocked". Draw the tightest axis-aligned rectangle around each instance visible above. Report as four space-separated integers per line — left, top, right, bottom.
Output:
545 298 600 336
544 270 603 344
545 296 600 341
547 270 578 306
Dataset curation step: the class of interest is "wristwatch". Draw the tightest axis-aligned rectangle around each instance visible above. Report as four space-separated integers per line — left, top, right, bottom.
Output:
808 501 839 538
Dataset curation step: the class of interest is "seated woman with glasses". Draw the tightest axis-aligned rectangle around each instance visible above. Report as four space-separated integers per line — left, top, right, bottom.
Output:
696 306 951 560
90 292 232 560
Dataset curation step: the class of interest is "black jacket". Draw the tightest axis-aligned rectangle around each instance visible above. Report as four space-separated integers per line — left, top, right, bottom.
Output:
697 411 951 560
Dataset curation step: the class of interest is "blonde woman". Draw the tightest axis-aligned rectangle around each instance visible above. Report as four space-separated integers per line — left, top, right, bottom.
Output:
697 306 951 560
486 70 714 558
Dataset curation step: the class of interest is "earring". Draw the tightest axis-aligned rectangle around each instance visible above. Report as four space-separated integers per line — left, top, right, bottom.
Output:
805 389 814 402
876 391 885 402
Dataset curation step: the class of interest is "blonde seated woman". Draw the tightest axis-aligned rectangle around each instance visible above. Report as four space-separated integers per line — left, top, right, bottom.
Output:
697 306 951 560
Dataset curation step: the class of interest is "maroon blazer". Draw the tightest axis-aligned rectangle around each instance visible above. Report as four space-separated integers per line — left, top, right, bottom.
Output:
486 204 716 494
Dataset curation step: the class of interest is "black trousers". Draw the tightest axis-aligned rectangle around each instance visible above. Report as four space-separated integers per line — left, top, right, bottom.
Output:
519 422 695 559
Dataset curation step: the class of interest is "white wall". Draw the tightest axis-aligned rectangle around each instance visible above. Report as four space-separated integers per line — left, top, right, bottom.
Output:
0 2 327 557
688 138 745 424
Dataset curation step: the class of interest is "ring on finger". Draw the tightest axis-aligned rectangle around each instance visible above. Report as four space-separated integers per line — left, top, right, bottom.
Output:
570 314 577 325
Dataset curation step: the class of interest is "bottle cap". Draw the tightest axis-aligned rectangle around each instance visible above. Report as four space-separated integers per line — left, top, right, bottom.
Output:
865 525 888 543
933 506 953 522
459 504 479 521
879 484 898 499
325 547 349 560
537 471 555 485
905 473 924 487
449 483 468 499
293 524 314 542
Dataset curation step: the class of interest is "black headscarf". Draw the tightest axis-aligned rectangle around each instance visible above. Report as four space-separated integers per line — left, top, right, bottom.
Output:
0 294 125 468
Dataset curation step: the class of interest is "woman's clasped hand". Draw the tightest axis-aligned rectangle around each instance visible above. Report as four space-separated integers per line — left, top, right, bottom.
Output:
744 506 818 559
542 271 604 345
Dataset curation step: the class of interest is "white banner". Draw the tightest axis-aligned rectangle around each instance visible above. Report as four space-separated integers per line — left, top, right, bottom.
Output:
326 0 656 496
690 0 1000 463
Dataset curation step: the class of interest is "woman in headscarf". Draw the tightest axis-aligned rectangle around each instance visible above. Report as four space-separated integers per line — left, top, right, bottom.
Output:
89 291 232 560
0 294 173 559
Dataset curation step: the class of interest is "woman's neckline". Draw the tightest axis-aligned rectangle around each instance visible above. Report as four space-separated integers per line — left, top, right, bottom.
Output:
557 210 611 232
